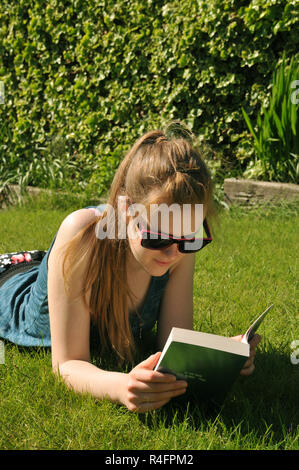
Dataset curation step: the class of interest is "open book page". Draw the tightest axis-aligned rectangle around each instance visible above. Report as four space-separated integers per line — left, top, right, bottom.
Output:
241 304 274 344
155 327 250 374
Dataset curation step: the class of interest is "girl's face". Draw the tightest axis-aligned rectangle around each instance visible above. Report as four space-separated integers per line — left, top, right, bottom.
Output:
126 203 206 276
127 228 184 276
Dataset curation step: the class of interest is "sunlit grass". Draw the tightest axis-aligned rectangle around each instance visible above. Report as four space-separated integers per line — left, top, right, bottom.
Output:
0 197 298 450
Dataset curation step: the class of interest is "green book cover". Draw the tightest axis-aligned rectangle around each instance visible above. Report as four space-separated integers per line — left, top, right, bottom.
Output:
155 305 273 405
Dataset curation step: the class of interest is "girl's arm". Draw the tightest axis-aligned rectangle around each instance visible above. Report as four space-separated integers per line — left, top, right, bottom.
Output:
48 209 187 411
58 353 187 412
156 203 207 347
156 252 260 377
156 253 196 350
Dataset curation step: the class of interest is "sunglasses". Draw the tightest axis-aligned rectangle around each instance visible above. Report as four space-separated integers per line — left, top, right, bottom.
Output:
136 219 212 254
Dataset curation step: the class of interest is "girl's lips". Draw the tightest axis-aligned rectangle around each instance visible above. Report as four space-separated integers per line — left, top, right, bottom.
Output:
155 259 171 266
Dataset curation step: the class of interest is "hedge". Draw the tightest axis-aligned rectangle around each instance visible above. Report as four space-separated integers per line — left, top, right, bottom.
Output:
0 0 298 195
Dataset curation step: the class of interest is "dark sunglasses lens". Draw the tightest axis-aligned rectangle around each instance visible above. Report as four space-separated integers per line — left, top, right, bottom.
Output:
141 239 173 250
179 239 205 253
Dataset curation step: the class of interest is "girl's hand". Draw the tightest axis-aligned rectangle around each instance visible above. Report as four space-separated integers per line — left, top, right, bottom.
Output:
121 352 188 412
231 334 261 376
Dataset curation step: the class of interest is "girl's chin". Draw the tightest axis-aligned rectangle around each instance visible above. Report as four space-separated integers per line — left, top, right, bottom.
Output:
148 259 172 275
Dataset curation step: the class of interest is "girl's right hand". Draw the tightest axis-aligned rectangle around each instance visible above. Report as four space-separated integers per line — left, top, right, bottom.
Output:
121 352 188 412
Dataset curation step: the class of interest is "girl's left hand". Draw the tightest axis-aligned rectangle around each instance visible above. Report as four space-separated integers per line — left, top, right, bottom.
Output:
231 334 261 376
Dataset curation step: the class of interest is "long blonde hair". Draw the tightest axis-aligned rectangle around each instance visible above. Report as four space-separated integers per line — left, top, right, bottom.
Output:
62 122 215 362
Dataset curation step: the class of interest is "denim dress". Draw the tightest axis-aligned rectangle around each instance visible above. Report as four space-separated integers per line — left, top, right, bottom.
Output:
0 206 170 347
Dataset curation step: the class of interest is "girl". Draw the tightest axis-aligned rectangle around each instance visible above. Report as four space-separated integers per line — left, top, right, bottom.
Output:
0 122 260 412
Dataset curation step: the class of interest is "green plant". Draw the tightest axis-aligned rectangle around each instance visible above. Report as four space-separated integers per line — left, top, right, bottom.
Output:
0 0 298 192
242 54 299 183
0 160 17 207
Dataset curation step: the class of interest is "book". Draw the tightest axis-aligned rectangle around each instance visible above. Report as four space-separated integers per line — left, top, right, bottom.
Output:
154 304 274 405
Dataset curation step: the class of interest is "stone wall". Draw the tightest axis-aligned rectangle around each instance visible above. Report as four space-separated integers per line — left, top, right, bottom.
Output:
224 178 299 206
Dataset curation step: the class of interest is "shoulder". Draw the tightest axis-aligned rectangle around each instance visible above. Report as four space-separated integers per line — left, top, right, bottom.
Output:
48 208 99 265
56 207 100 244
168 252 196 279
60 208 99 235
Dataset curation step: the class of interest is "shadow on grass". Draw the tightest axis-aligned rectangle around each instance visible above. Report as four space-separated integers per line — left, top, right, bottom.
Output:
98 332 299 446
2 337 298 448
137 345 299 447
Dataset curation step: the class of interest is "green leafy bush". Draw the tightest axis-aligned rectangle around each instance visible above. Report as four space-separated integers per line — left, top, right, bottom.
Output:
242 54 299 183
0 0 298 195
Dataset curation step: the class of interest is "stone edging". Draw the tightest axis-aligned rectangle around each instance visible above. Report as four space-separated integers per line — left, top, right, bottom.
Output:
224 178 299 206
2 181 298 209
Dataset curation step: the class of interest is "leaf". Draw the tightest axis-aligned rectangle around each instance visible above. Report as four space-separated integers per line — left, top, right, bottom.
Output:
241 108 258 143
273 110 285 145
291 97 297 136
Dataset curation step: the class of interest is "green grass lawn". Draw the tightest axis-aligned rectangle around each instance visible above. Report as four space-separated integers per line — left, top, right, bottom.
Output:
0 195 298 450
